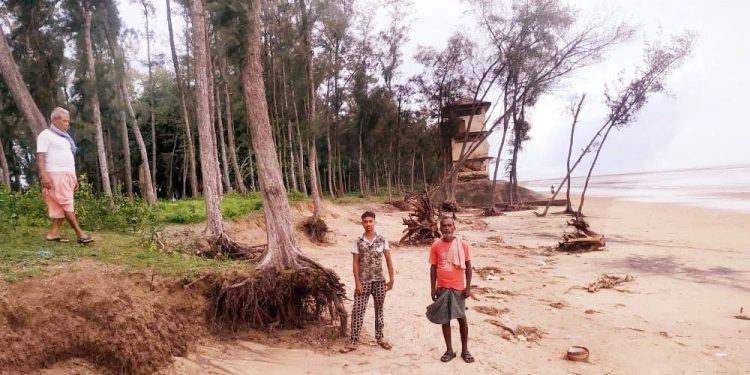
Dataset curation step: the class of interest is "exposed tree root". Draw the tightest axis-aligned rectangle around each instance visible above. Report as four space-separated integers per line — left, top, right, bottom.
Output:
400 193 441 245
218 234 266 260
558 217 606 252
301 216 330 244
209 256 347 336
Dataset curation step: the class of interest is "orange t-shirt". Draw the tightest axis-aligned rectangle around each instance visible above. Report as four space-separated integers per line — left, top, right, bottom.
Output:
429 238 471 290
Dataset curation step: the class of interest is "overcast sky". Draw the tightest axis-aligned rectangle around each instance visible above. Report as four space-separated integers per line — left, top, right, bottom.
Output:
119 0 750 180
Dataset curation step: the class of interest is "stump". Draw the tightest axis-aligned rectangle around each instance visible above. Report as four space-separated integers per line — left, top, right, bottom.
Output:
557 217 606 252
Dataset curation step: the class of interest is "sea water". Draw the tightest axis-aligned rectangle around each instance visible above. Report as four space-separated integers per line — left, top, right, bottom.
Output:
522 164 750 213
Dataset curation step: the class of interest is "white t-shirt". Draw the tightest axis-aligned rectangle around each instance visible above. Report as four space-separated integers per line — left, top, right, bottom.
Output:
36 129 76 172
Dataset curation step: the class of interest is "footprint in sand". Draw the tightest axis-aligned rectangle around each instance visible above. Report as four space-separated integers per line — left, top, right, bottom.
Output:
404 353 422 360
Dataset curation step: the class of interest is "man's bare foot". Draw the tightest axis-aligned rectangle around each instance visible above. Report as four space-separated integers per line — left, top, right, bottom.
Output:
339 342 358 353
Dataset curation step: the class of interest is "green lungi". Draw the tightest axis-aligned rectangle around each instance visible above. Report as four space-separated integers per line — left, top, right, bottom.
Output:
426 288 466 324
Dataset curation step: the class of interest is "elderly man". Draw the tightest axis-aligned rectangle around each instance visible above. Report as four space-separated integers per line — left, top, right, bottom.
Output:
427 216 474 363
36 107 93 244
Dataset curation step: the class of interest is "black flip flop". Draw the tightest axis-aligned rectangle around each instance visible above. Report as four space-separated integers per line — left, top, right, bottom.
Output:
440 350 456 362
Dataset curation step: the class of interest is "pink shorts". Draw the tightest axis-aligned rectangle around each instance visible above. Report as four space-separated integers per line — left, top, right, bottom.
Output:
42 172 77 218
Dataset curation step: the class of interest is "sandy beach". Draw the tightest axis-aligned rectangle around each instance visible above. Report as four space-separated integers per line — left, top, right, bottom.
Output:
163 196 750 374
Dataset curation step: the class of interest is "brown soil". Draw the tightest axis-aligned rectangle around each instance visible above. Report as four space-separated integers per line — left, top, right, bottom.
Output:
0 261 208 375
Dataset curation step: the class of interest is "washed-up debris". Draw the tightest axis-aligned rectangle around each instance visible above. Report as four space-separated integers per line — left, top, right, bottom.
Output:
587 274 634 293
476 266 502 280
485 319 546 342
474 306 510 316
558 217 606 252
549 302 565 309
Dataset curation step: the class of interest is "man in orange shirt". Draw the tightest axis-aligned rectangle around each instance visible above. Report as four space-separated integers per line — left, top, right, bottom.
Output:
427 217 474 363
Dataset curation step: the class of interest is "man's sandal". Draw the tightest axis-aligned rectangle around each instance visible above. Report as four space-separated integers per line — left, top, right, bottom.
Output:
461 352 475 363
46 237 70 243
339 343 358 353
377 339 392 350
440 350 456 362
77 237 94 245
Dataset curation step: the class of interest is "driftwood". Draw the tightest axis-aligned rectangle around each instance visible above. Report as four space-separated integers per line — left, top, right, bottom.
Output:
486 320 546 342
399 193 441 245
558 217 606 252
587 274 634 292
474 306 510 316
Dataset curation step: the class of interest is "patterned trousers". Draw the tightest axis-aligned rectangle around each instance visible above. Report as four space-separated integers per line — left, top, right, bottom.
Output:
350 281 386 342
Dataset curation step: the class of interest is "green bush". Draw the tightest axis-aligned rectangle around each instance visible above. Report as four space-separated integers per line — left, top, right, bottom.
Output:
0 176 155 233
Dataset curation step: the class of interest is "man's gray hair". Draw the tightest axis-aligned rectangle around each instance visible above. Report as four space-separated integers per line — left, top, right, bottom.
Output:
50 107 69 122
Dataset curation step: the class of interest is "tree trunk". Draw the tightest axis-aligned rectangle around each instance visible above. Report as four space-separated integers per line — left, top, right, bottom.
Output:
299 0 322 217
190 0 223 236
167 132 178 198
219 61 247 193
358 115 364 194
0 136 10 187
215 80 233 192
395 98 402 193
248 150 256 192
577 124 615 216
116 88 134 198
294 100 307 195
385 159 392 203
490 105 512 209
421 152 427 190
0 27 46 136
281 62 297 192
166 0 199 197
82 5 112 196
143 1 157 192
101 18 157 206
565 95 585 213
410 151 415 192
119 84 157 206
243 0 304 271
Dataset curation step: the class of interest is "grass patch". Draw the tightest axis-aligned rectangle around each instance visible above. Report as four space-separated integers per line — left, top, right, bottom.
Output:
329 192 390 204
0 227 246 283
155 191 309 224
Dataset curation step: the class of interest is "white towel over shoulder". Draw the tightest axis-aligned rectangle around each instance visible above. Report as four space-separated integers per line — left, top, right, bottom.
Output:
449 236 466 269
